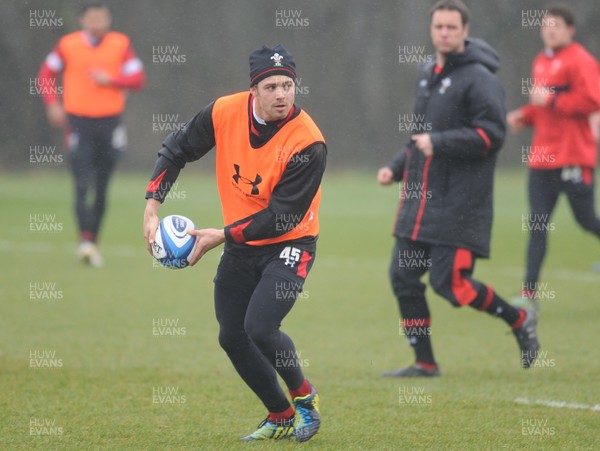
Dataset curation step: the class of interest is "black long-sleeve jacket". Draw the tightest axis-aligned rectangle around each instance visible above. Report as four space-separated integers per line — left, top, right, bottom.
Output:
388 38 506 258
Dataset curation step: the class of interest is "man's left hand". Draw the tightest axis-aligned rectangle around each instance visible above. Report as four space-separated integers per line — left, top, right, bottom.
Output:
187 228 226 266
411 133 433 157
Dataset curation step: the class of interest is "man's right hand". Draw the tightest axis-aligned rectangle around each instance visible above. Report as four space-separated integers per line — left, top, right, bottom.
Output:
377 167 395 186
46 102 67 129
143 199 161 256
507 109 525 134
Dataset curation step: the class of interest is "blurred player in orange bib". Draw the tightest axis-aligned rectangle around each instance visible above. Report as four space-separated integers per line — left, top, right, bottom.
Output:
38 1 145 266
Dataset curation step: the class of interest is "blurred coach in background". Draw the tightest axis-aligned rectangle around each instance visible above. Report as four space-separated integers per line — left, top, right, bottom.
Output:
378 0 539 377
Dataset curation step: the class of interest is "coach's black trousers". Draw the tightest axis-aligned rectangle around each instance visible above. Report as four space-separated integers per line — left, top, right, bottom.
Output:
525 168 600 287
67 114 124 242
389 237 522 366
213 242 314 413
389 237 489 310
388 237 499 361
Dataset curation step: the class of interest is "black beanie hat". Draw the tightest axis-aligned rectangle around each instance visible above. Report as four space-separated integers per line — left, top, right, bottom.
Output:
249 44 296 86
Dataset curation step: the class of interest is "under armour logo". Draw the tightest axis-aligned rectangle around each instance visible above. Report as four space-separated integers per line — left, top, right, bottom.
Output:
233 164 262 195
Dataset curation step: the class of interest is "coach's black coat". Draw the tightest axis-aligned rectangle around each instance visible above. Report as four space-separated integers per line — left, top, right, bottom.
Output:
388 38 506 258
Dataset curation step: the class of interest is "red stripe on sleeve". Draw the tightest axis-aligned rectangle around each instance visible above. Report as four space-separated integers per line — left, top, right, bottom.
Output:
37 62 61 105
146 168 167 192
111 70 145 90
111 44 145 90
229 220 252 244
476 127 491 154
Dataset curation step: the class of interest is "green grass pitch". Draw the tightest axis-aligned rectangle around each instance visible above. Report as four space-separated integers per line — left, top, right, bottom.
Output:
1 168 598 449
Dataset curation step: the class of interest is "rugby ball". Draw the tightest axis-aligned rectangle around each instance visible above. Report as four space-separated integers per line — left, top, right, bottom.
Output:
152 215 196 269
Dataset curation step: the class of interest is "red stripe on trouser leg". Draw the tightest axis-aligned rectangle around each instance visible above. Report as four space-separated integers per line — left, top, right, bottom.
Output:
477 285 495 311
296 251 312 279
451 248 478 305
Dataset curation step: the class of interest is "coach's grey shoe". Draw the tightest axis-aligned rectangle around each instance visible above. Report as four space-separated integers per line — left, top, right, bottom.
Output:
381 362 440 378
513 308 540 369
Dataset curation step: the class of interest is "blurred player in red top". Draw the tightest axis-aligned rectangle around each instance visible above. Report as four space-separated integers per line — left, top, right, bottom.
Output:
507 3 600 306
38 1 145 266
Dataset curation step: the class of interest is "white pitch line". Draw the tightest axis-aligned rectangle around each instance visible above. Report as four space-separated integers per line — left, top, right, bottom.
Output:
515 397 600 412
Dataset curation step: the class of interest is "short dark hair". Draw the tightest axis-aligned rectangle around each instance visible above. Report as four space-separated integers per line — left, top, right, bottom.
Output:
430 0 470 26
546 3 576 27
79 1 109 16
